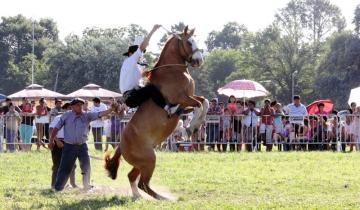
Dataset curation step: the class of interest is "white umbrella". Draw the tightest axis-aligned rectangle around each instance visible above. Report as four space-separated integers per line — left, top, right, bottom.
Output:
348 86 360 106
217 79 269 98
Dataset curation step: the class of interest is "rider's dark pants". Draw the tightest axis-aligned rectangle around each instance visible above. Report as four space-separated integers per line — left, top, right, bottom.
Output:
123 84 166 108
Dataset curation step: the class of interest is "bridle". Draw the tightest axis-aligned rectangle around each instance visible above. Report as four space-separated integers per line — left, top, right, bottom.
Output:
151 34 201 71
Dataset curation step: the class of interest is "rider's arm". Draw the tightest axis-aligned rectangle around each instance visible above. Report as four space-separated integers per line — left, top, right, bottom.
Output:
140 24 161 52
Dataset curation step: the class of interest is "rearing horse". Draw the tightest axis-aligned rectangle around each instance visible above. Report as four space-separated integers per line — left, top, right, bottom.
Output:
105 26 208 200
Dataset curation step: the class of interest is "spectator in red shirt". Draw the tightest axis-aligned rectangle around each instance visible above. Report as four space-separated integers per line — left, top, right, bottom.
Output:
260 99 275 151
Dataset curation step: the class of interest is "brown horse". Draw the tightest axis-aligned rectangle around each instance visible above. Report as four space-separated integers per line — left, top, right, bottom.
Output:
105 26 208 200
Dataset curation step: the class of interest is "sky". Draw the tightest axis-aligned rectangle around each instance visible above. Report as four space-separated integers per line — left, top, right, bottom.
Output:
1 0 359 51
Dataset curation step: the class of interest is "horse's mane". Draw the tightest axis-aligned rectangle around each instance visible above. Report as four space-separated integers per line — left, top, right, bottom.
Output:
146 35 177 80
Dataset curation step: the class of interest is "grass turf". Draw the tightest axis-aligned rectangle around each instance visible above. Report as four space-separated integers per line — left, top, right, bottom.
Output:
0 150 360 209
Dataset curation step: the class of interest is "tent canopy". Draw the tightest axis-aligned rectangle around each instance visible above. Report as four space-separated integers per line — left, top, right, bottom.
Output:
66 83 122 100
8 84 66 100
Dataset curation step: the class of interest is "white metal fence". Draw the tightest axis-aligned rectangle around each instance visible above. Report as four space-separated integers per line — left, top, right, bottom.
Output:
0 112 360 152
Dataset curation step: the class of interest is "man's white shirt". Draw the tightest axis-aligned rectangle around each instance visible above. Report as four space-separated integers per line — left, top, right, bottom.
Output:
49 115 64 139
90 103 107 128
119 48 143 93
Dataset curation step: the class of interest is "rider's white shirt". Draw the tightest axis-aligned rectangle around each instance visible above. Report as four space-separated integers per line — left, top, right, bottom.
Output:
119 48 143 93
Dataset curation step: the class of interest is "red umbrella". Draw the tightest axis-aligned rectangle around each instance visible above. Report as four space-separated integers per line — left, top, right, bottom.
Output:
306 100 334 115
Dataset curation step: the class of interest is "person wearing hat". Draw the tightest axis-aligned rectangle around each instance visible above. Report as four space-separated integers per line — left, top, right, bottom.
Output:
49 102 77 189
119 24 180 116
49 98 118 191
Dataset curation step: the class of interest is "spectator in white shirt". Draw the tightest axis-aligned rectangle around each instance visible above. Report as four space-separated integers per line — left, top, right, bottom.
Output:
243 100 261 152
286 95 308 150
49 102 76 189
90 97 107 151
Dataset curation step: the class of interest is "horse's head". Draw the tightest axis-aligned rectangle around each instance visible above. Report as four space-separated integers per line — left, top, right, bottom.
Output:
177 26 204 67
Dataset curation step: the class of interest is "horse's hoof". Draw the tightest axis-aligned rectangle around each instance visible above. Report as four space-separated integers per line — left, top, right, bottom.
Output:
132 194 142 200
156 194 168 200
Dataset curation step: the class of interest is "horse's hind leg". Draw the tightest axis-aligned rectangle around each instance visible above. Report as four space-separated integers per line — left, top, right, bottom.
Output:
137 150 167 200
128 167 141 198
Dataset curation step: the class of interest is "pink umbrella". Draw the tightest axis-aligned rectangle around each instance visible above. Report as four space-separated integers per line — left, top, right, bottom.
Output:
217 79 269 98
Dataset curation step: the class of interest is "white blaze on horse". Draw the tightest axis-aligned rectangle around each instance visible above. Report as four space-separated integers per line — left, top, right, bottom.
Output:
105 26 208 200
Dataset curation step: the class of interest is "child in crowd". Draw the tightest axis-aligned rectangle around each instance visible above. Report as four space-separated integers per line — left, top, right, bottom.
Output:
283 116 293 151
222 108 232 152
273 103 284 151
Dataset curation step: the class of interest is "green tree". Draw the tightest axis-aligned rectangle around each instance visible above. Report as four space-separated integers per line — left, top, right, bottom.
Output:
315 32 360 107
0 15 59 93
205 22 247 51
354 4 360 35
158 22 186 48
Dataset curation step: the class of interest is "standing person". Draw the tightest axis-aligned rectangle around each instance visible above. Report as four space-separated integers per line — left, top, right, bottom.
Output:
35 98 49 151
90 97 107 151
206 98 221 151
222 108 232 152
119 24 179 116
0 105 4 152
314 103 328 150
259 99 275 152
50 99 63 123
49 102 77 189
273 103 284 151
217 102 225 152
4 103 21 152
234 101 246 152
349 102 357 152
243 100 260 152
19 102 35 151
227 95 237 114
286 95 308 151
49 98 116 191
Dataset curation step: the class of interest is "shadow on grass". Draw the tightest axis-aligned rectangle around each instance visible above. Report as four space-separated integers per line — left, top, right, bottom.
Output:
58 196 132 210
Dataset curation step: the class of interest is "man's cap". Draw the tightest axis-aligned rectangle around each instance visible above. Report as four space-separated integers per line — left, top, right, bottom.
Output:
70 98 85 105
123 45 139 56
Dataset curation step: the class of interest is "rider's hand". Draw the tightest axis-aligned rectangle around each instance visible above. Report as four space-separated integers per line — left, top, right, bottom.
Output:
152 24 162 31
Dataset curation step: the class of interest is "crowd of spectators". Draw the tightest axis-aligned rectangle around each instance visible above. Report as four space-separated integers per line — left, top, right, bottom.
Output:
1 95 360 153
0 97 127 152
167 95 360 153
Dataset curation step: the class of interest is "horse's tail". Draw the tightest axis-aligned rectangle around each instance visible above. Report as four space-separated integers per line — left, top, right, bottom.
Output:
104 145 122 180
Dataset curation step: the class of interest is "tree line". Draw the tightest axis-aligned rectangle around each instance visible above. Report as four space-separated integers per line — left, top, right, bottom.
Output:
0 0 359 108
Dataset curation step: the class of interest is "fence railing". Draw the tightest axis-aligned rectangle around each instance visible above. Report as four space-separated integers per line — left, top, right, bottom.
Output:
0 112 359 152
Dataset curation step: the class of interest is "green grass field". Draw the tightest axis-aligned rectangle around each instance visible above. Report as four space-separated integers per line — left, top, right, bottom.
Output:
1 150 360 210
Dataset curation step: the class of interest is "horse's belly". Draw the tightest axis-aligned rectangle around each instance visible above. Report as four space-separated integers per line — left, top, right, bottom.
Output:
122 100 179 146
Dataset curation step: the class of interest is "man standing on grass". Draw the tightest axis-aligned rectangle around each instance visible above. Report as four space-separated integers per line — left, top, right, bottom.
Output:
49 98 117 191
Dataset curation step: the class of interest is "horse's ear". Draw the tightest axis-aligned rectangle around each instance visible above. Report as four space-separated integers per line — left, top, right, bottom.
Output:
188 28 195 37
183 25 189 35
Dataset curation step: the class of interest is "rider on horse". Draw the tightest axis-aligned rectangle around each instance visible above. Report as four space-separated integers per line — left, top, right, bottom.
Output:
119 24 180 116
